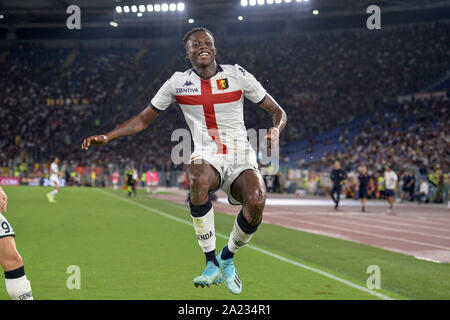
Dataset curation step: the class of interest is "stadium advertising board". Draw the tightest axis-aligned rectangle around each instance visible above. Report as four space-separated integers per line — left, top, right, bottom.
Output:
0 177 20 186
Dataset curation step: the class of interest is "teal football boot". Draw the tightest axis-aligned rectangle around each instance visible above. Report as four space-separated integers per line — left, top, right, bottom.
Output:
193 261 223 288
216 250 242 295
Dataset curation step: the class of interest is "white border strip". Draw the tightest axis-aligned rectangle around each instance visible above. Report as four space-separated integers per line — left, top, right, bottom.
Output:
98 190 395 300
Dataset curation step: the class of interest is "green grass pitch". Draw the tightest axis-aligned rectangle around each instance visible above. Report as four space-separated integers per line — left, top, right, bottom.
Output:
0 186 449 300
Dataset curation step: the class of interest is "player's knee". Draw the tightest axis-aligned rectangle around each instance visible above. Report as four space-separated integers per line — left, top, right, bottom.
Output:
243 191 266 223
1 252 23 272
188 175 210 203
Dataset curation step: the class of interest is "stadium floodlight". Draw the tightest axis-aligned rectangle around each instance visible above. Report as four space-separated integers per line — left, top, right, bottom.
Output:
115 6 122 13
147 4 154 12
275 0 282 4
131 5 138 13
109 21 118 27
285 0 292 3
296 0 303 2
188 18 194 23
169 3 177 11
312 9 319 15
162 3 169 12
137 12 143 17
155 4 161 11
249 0 256 6
241 0 248 6
177 2 185 11
123 6 130 13
238 16 244 21
139 5 146 12
257 0 264 5
267 0 273 4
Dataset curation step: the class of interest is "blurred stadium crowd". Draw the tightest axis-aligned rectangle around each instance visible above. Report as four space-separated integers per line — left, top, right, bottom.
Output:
0 21 449 202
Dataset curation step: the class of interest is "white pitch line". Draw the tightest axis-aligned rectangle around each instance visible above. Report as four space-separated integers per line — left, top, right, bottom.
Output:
304 215 450 241
98 190 395 300
275 215 450 251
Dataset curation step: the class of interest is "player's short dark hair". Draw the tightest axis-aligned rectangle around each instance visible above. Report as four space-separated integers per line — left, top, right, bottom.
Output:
183 27 214 46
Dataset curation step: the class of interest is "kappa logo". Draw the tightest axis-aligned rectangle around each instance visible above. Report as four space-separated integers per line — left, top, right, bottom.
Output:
183 80 194 87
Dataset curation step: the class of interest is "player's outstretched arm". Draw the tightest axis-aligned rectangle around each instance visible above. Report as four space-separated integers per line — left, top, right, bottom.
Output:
81 105 160 150
259 94 287 150
0 186 7 213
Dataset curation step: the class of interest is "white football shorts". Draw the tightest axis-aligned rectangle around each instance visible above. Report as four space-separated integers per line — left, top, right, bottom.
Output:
190 146 260 205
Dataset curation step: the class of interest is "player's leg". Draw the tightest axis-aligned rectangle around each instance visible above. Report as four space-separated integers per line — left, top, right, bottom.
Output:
336 185 342 209
330 186 337 208
361 192 367 212
188 160 222 287
217 169 266 294
386 190 394 212
46 181 59 203
0 236 33 300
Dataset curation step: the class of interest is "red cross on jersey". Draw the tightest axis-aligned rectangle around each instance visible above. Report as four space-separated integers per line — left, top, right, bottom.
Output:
151 64 267 157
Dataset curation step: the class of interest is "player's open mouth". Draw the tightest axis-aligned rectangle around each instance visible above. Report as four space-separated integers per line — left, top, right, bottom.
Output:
199 52 210 57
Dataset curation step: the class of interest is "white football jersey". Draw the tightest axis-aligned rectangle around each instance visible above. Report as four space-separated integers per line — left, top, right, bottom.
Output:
151 64 266 158
384 171 398 190
50 162 59 180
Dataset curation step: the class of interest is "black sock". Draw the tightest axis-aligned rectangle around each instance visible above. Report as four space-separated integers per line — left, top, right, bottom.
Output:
205 250 219 267
221 245 234 260
4 265 25 279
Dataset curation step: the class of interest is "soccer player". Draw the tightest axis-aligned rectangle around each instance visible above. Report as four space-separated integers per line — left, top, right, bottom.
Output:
46 157 60 203
330 161 347 210
146 168 159 194
0 186 33 300
125 166 136 198
384 164 398 213
81 27 287 295
357 165 370 212
112 170 119 190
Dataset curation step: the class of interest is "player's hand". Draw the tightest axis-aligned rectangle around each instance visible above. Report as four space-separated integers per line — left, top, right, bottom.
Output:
264 127 279 153
81 135 109 150
0 187 7 213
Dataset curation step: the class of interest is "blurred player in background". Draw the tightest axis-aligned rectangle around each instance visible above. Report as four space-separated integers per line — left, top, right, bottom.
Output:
112 170 119 190
146 168 159 194
125 166 136 197
46 157 60 203
0 186 33 300
330 161 347 210
81 27 287 295
384 164 398 213
357 165 370 212
401 170 415 202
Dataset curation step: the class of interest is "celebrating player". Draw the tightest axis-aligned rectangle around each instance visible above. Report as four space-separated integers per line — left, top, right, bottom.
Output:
46 157 61 203
0 186 34 300
81 27 287 295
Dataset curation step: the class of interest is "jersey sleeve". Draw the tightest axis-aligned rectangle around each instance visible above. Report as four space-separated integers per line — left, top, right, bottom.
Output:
150 74 176 112
234 64 267 104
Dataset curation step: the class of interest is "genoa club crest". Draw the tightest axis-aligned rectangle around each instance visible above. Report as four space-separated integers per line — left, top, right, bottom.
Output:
216 77 229 90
